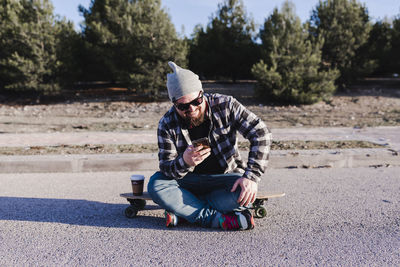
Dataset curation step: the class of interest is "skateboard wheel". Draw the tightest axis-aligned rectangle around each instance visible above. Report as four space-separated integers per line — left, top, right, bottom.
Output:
125 206 139 218
254 207 267 218
132 199 146 210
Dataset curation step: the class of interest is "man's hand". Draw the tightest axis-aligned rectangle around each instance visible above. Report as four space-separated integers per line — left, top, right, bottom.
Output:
183 145 211 167
231 177 258 207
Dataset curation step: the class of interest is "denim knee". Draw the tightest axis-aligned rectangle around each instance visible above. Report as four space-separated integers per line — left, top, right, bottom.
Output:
147 171 175 198
147 172 160 197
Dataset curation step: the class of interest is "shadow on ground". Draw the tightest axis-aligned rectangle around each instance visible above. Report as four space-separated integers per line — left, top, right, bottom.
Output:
0 196 208 231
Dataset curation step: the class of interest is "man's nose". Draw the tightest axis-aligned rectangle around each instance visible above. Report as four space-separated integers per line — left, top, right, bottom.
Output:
188 104 196 112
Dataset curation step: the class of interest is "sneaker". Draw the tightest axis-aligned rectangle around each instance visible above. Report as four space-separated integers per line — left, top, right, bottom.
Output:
219 209 255 230
165 211 178 227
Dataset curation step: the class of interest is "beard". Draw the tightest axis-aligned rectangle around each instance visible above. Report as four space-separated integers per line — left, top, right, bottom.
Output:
183 108 205 127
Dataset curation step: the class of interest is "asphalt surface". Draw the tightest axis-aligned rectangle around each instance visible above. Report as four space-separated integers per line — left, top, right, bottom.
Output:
1 168 399 266
1 126 399 265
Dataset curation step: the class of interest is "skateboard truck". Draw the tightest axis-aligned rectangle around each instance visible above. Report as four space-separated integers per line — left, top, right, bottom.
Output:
121 192 151 218
124 199 147 218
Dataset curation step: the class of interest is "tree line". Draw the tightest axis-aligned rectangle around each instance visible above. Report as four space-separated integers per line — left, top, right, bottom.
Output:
1 0 399 104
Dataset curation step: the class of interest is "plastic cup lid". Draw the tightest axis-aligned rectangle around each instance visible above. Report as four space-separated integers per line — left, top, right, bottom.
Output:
130 174 145 181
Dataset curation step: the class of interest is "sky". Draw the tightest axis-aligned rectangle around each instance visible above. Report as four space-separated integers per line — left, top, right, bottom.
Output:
52 0 400 37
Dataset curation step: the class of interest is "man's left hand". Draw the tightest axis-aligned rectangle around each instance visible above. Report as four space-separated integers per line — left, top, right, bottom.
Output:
231 177 258 207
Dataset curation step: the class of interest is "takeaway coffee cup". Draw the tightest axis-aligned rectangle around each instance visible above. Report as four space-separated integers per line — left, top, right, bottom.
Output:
130 174 145 196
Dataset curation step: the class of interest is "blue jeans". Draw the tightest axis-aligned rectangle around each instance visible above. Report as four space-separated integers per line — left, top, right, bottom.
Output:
147 171 243 228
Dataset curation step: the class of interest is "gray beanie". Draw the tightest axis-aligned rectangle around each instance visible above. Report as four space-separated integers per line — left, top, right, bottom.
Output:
166 61 202 102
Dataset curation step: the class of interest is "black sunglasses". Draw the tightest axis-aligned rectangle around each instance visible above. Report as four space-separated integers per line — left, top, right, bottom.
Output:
174 92 204 111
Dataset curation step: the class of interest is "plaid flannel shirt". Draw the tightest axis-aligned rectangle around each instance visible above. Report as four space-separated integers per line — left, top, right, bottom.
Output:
157 93 272 183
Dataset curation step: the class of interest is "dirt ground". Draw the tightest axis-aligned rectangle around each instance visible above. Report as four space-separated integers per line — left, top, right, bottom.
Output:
1 79 399 135
0 140 385 156
1 79 398 155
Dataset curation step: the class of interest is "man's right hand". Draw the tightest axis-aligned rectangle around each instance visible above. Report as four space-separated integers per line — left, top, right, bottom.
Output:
183 145 211 167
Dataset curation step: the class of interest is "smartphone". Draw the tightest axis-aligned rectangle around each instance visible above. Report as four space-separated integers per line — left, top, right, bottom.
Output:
192 137 210 149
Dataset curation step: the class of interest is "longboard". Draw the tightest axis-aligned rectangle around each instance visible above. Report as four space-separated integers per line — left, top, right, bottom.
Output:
120 191 285 219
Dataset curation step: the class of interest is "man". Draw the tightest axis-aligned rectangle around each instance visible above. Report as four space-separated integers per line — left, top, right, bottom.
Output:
147 62 271 230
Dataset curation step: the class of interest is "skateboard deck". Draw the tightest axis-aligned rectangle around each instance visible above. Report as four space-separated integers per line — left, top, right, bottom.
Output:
120 191 285 219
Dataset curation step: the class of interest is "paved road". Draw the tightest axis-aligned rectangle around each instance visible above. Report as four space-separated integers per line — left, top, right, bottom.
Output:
1 168 399 266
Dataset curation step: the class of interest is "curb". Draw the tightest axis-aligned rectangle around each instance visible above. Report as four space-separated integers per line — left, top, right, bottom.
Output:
1 148 398 173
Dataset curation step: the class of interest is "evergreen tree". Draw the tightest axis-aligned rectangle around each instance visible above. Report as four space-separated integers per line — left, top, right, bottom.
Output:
252 1 339 104
54 18 86 87
391 15 400 74
0 0 61 93
79 0 187 97
308 0 373 86
188 0 259 81
366 19 393 75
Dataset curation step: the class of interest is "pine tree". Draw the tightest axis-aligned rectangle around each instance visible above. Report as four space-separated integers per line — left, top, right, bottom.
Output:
53 18 85 88
79 0 187 97
365 19 393 75
308 0 373 86
391 15 400 74
188 0 259 81
252 1 339 104
0 0 61 94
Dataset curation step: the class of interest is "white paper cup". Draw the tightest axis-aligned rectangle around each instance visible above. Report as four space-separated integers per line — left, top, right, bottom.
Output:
130 174 145 196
